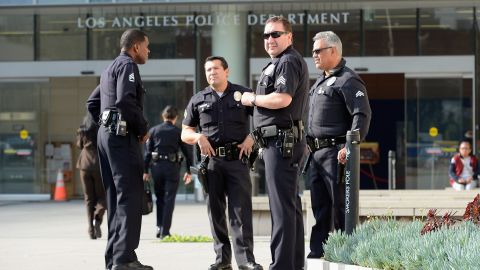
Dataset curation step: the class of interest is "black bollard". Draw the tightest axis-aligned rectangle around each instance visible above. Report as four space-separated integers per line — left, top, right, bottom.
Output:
345 129 360 234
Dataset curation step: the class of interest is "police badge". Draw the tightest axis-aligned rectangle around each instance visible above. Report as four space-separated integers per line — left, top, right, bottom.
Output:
233 91 242 102
326 76 336 86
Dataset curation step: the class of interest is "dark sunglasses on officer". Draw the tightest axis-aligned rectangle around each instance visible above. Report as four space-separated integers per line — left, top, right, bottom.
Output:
263 31 289 39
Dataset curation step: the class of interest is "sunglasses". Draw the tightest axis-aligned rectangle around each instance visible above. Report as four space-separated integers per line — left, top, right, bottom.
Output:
312 47 333 55
263 31 289 39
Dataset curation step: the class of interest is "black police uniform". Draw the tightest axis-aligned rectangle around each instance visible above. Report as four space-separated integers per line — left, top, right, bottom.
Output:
183 82 256 267
306 58 371 258
144 121 193 237
87 51 149 270
254 45 309 270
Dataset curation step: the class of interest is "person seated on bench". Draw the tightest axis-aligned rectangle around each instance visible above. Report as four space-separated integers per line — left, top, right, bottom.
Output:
449 139 478 191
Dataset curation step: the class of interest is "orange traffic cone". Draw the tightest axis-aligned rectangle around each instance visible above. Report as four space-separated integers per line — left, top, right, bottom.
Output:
54 169 67 201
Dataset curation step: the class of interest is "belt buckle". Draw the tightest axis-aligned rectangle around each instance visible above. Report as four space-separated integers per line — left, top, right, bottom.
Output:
217 147 226 157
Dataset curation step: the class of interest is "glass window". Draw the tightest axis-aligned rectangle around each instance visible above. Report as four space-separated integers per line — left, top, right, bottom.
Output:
364 8 417 56
37 14 87 60
143 14 195 59
420 7 474 55
37 0 86 3
88 11 197 60
405 78 472 189
307 10 360 57
0 0 33 4
0 14 34 61
0 81 44 194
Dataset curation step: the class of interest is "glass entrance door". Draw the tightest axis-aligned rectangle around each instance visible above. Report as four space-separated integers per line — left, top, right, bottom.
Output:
0 81 43 193
404 78 473 189
142 79 194 196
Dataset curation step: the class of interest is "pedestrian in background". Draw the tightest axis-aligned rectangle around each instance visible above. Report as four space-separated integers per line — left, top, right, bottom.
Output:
182 56 262 270
449 139 478 191
241 16 309 270
87 29 152 270
76 113 106 240
143 105 194 239
306 31 371 259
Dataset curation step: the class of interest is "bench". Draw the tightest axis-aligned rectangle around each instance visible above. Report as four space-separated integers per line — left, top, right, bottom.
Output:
251 189 480 236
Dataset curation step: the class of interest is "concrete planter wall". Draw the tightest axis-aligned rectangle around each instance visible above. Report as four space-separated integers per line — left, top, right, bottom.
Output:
306 259 380 270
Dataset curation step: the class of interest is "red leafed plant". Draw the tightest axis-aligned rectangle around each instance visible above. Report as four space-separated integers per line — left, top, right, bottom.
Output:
463 194 480 224
421 194 480 235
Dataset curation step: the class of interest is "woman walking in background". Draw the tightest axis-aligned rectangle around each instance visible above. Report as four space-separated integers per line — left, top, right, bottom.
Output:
76 114 106 239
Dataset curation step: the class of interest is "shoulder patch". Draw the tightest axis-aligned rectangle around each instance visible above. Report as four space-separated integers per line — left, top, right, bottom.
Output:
355 90 364 98
276 75 286 86
129 73 135 82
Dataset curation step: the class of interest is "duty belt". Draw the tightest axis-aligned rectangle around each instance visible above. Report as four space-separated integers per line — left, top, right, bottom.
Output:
259 125 302 140
152 152 181 163
214 142 241 160
306 135 346 152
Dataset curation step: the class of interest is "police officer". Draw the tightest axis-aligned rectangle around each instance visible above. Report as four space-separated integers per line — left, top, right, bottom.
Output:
182 56 262 270
306 31 371 259
143 105 193 239
86 29 152 270
241 16 309 270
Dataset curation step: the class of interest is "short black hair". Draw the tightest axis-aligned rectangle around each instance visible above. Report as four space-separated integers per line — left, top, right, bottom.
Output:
162 105 178 120
205 56 229 70
120 29 148 50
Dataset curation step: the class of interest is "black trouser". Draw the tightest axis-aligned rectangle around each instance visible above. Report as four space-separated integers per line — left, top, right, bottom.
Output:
151 160 180 235
97 126 144 269
206 157 255 266
263 139 305 270
79 169 106 233
308 146 345 258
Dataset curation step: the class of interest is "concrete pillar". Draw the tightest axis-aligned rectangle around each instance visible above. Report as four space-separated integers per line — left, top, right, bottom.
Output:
211 11 247 86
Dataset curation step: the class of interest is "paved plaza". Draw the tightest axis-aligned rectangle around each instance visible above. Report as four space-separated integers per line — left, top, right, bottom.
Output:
0 199 311 270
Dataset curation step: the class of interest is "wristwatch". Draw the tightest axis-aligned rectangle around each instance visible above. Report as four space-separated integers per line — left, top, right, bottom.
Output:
251 94 257 106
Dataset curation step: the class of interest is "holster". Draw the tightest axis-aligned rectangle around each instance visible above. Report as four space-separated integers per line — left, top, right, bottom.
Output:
198 155 209 194
246 146 259 171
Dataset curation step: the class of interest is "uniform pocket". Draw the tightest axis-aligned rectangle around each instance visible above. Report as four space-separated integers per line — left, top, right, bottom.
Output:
227 100 247 124
199 103 215 126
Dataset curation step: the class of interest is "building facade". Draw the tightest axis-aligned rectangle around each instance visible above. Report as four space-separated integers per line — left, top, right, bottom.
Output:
0 0 479 198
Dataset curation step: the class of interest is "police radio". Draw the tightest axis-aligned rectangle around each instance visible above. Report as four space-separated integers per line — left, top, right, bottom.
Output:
116 113 127 136
282 130 294 158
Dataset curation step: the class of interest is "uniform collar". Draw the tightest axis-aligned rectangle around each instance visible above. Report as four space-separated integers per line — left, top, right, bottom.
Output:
120 51 132 59
271 45 293 64
204 81 232 98
164 120 174 126
323 58 346 78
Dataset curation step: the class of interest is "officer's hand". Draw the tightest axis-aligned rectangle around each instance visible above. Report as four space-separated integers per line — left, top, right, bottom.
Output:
197 134 215 157
139 133 149 144
241 92 255 107
238 135 254 159
183 173 192 185
143 173 150 182
338 147 347 164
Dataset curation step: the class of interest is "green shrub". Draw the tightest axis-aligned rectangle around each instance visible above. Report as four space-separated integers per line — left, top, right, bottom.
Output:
158 234 213 243
323 218 480 270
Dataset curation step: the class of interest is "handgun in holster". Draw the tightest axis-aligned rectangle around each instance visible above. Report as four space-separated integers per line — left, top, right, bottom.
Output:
246 146 259 171
250 128 266 148
198 155 210 194
301 149 313 175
